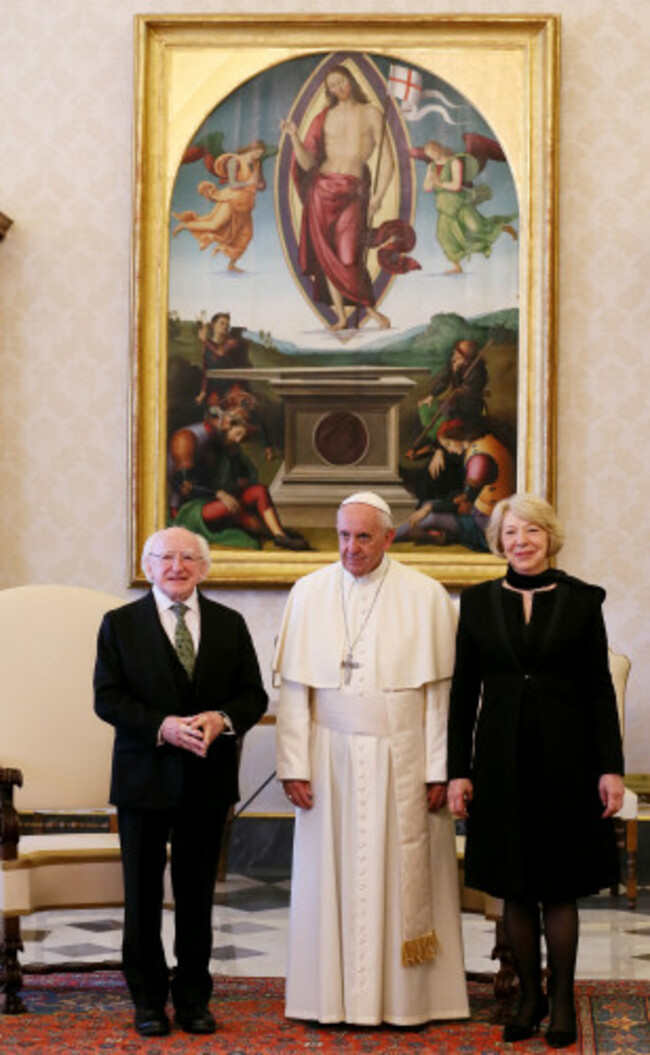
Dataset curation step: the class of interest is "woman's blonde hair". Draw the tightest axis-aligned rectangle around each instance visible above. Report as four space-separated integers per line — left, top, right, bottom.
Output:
486 493 565 557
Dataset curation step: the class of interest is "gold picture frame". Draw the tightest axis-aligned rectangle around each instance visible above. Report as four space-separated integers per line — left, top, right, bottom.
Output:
130 13 559 587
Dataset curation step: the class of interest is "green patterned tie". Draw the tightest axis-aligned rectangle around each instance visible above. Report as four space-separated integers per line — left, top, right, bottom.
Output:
171 602 195 678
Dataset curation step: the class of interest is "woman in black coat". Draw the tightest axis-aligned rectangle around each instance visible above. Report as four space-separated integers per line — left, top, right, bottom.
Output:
447 493 624 1049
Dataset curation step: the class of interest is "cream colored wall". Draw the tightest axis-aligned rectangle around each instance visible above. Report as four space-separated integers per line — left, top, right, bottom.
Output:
0 0 648 773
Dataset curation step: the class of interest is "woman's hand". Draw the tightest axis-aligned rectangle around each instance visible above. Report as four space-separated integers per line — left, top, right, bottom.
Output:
599 773 625 818
448 778 473 819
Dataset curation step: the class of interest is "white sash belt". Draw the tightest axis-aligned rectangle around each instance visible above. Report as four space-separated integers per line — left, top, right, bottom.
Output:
313 689 390 737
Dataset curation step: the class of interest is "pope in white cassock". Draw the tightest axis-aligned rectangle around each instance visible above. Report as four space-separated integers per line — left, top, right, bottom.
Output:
273 492 469 1026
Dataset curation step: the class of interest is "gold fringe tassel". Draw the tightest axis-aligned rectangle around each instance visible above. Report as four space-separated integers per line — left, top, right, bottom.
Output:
401 930 439 967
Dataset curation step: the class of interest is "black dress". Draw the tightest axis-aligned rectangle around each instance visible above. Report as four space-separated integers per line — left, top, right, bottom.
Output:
447 574 623 901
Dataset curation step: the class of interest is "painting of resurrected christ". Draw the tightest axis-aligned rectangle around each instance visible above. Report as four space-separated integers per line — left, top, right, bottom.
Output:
166 51 519 556
279 60 420 332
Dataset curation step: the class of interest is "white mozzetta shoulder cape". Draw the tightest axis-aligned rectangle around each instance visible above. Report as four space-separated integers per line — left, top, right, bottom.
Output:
273 557 457 690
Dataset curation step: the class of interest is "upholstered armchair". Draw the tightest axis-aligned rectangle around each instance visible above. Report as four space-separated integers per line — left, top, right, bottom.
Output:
0 585 125 1012
608 649 637 909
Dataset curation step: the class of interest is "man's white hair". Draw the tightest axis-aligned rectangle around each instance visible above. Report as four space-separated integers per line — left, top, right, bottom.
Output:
141 528 211 582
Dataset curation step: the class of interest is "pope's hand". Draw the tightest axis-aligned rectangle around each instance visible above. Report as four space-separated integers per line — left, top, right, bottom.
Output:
426 782 448 812
282 779 313 810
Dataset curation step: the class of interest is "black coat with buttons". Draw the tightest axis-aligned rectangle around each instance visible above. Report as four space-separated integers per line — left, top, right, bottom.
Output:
447 573 624 900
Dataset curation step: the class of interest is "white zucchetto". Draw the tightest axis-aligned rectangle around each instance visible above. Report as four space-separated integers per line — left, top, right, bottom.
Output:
340 491 392 520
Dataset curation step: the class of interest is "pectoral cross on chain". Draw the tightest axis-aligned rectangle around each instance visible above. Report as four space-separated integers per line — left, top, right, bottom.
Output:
341 651 360 685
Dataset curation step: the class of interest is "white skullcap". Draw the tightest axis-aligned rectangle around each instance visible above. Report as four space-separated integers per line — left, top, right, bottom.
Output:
340 491 393 521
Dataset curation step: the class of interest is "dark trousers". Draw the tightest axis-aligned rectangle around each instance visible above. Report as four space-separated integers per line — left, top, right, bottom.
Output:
118 797 228 1014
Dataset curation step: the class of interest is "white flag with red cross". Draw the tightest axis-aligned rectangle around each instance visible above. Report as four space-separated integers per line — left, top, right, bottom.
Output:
388 64 468 125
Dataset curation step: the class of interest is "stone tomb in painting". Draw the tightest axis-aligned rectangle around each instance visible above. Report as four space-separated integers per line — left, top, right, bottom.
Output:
207 366 426 528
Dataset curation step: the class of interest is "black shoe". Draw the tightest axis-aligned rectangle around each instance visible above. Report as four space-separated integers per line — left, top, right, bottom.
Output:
175 1008 217 1034
546 996 576 1047
546 1014 577 1048
503 1020 541 1043
134 1008 170 1036
503 994 549 1043
546 1029 577 1048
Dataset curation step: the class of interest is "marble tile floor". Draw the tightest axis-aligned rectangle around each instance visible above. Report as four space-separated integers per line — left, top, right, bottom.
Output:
17 876 650 982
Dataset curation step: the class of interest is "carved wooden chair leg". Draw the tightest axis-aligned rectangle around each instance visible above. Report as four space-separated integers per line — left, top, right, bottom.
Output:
1 917 26 1014
490 918 518 1024
611 816 638 909
610 817 625 897
1 768 27 1013
625 817 638 910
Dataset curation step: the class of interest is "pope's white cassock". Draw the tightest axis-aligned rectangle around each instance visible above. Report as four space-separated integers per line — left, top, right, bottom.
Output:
273 554 469 1026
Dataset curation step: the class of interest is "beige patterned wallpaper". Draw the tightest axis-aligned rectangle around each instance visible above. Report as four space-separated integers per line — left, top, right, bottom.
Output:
0 0 648 773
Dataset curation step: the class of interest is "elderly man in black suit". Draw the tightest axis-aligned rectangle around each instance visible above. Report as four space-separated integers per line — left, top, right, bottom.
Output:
94 526 267 1037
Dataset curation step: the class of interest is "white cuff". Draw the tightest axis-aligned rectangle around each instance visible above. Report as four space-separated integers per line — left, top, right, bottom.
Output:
218 711 235 735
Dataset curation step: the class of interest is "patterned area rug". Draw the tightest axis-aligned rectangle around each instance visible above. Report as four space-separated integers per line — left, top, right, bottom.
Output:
0 974 648 1053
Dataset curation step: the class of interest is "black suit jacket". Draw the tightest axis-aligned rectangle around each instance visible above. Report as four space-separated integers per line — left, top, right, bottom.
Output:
94 591 268 811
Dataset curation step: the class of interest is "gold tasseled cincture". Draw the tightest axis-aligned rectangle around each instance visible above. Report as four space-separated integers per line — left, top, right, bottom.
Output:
401 930 439 967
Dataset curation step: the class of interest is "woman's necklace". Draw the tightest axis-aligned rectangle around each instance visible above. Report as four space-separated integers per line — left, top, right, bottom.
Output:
340 562 390 684
504 565 558 625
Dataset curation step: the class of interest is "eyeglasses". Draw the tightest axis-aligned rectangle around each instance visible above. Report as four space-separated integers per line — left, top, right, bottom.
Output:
148 552 204 565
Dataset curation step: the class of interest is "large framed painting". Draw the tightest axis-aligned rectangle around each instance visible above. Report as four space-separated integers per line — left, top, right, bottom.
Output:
131 14 559 586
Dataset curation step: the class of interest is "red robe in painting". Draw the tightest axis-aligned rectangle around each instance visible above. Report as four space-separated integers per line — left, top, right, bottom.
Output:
294 107 376 309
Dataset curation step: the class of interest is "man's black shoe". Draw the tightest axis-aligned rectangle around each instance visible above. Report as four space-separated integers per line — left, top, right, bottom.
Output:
134 1008 170 1036
175 1008 217 1034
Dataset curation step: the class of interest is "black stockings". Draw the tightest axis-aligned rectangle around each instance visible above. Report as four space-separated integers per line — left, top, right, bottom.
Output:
504 897 578 1031
543 900 579 1032
504 898 544 1025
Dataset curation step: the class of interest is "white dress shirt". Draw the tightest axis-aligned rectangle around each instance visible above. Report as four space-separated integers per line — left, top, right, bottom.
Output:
152 585 201 653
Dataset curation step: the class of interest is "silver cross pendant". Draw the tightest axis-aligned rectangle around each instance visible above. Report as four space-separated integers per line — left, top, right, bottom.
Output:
341 651 360 685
